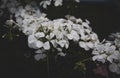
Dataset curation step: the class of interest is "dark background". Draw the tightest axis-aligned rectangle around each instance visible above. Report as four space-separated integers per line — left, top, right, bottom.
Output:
0 0 120 78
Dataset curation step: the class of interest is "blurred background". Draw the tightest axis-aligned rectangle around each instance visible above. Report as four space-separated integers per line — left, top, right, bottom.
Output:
0 0 120 78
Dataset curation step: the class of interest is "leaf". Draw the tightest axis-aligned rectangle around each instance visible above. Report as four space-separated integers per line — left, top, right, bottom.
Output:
74 62 86 74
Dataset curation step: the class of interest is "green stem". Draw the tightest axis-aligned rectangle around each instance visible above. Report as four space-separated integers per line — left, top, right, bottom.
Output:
9 28 13 40
81 57 92 63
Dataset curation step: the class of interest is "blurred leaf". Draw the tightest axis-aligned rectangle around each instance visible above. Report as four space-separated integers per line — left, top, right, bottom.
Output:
74 62 86 74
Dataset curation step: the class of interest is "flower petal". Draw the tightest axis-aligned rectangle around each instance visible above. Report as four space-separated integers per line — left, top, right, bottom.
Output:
43 41 50 50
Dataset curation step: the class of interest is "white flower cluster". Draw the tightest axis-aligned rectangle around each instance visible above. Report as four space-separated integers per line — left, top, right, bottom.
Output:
109 32 120 74
1 0 120 75
40 0 80 8
14 4 47 35
0 0 20 14
0 0 80 16
92 33 120 74
11 3 99 60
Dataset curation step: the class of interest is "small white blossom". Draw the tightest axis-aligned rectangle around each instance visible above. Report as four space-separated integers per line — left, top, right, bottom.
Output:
43 41 50 50
92 41 119 63
34 53 46 61
54 0 63 6
35 32 45 39
75 0 80 3
40 0 52 8
109 63 120 74
58 52 66 56
92 54 107 63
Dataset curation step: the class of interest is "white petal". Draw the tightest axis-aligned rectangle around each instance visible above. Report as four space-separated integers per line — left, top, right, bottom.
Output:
35 49 44 53
98 54 107 63
92 54 107 63
35 32 45 38
58 52 66 56
107 56 113 63
54 0 62 6
75 0 80 3
91 33 98 41
50 33 55 39
73 33 80 41
65 41 69 49
92 51 99 55
86 42 94 49
57 48 62 52
35 41 44 48
28 35 37 48
43 41 50 50
58 40 66 48
30 41 42 49
28 35 36 43
92 56 98 61
79 41 89 50
82 22 89 28
67 34 73 40
50 40 57 48
109 63 118 73
34 54 46 61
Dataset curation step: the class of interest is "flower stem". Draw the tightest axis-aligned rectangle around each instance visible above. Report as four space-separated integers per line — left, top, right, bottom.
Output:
9 28 13 40
47 52 50 78
81 57 92 63
105 64 109 78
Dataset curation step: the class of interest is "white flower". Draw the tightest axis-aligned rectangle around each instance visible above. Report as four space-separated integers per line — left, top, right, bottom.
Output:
79 41 94 51
115 39 120 47
109 63 120 74
34 53 46 61
46 33 55 40
107 51 120 63
54 0 63 6
82 22 89 28
92 54 107 63
50 40 57 48
35 49 45 53
110 32 120 39
57 40 69 48
23 27 35 35
90 33 99 41
28 35 44 49
75 0 80 3
40 0 51 8
92 40 120 65
57 40 65 48
79 41 89 51
67 30 80 41
57 48 62 52
58 52 66 56
50 33 55 39
71 30 80 41
43 41 50 50
35 32 45 39
53 30 63 39
67 34 73 40
28 35 37 45
35 41 44 48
